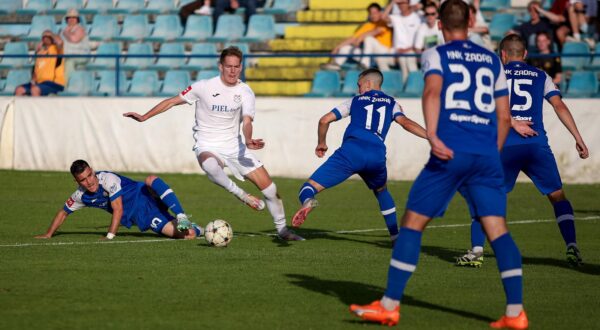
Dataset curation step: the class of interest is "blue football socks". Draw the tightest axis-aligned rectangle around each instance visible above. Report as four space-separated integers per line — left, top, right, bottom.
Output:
374 188 399 240
553 200 577 247
384 227 422 300
298 182 317 205
151 178 185 215
490 233 523 306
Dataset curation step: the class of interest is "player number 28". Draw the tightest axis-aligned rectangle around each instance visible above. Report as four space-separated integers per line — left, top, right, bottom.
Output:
445 64 495 113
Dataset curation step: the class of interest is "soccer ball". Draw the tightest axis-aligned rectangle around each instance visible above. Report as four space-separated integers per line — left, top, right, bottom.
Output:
204 219 233 247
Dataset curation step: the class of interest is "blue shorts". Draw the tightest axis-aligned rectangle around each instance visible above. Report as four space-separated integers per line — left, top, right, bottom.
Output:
407 152 506 218
20 81 64 95
310 139 387 190
134 187 175 234
501 143 562 195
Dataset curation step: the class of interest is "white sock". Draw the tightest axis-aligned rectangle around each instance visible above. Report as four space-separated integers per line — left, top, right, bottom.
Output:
201 158 245 199
261 183 287 234
472 246 484 254
506 304 523 317
380 296 400 311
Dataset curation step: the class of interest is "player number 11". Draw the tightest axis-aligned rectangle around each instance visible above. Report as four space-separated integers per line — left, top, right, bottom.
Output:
364 104 386 134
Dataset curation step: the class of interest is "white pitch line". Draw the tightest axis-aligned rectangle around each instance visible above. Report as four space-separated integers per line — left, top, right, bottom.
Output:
1 216 598 248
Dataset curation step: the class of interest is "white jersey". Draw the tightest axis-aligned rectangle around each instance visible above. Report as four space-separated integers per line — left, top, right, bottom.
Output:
179 76 256 149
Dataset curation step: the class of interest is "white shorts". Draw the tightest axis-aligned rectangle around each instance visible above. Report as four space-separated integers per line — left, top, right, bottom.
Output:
194 142 263 181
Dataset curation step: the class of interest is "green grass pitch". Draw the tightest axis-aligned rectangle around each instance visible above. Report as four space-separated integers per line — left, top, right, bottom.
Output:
0 170 599 329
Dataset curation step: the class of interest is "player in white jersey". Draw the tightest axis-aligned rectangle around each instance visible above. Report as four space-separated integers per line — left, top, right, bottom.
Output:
123 46 304 241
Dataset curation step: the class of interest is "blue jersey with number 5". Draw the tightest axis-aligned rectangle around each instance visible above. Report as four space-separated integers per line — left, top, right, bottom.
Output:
331 90 405 149
421 40 508 155
504 61 560 147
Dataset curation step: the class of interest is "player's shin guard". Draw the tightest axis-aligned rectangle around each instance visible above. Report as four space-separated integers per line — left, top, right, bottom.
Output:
553 200 577 247
374 188 398 240
298 182 317 205
201 158 245 199
262 183 286 234
151 177 184 215
384 227 422 300
471 217 486 252
490 233 523 316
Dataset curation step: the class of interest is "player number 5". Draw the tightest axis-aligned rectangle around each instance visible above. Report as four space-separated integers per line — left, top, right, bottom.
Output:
506 79 532 111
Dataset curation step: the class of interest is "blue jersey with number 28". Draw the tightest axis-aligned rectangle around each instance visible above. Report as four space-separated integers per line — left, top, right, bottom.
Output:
421 40 508 155
332 89 405 149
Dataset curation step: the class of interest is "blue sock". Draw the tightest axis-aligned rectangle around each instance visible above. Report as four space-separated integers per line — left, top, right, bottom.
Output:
374 188 398 239
192 223 203 237
151 178 184 215
553 200 577 247
490 233 523 305
471 218 486 250
384 227 422 301
298 182 317 205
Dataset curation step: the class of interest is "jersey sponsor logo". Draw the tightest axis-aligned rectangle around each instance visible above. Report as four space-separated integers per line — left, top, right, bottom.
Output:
234 94 241 103
181 85 192 95
109 184 118 194
66 197 75 207
212 93 220 97
513 115 533 121
449 113 490 125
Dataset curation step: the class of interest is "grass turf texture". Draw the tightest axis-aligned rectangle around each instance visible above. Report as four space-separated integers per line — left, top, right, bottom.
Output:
0 170 599 329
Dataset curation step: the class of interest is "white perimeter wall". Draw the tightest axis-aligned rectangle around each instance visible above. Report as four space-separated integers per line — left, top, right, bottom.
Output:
0 97 599 183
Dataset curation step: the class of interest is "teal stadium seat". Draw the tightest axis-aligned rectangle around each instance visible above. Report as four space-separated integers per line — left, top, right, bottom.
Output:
157 70 191 96
121 43 154 70
16 0 53 15
123 70 160 96
108 0 146 14
59 70 94 96
399 71 424 97
114 15 150 42
381 70 404 97
489 13 517 42
88 15 119 41
145 15 183 42
584 44 600 71
197 70 220 80
176 15 213 42
564 71 598 98
0 69 31 96
305 71 341 97
182 43 218 71
0 1 22 14
263 0 303 15
140 0 177 14
47 0 84 15
92 70 128 96
561 42 591 71
239 14 276 42
21 16 57 42
147 43 186 70
86 42 121 70
334 69 360 97
0 42 32 69
208 15 245 42
479 0 510 11
80 0 114 14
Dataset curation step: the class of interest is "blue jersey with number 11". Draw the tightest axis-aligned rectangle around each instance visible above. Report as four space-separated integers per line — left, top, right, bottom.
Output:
421 40 508 155
332 89 405 149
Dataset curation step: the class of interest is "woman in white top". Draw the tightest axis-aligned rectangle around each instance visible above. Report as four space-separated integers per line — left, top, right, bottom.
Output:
61 8 90 78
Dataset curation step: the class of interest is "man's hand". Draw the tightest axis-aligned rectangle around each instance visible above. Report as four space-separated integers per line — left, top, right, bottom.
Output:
576 140 589 159
315 143 328 158
123 112 146 122
246 138 265 150
34 234 51 239
429 136 454 160
513 120 538 137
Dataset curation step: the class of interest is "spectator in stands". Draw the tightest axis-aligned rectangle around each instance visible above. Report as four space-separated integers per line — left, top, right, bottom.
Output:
15 30 65 96
61 9 90 79
321 3 393 71
384 0 421 82
414 2 443 52
567 0 593 42
467 3 492 49
528 31 563 84
179 0 258 28
536 0 571 48
513 1 554 52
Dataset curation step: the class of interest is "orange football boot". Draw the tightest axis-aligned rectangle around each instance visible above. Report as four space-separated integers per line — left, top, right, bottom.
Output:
490 310 528 329
349 300 400 326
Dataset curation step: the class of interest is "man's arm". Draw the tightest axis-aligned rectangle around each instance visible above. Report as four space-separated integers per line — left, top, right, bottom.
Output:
316 112 337 158
548 95 589 159
511 117 538 137
101 196 123 240
34 209 69 239
123 95 186 122
495 95 511 151
395 115 427 139
422 74 454 160
242 115 264 150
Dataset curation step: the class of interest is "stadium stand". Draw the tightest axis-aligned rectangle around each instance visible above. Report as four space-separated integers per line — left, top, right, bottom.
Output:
262 0 303 15
305 70 341 97
0 42 31 69
381 70 404 97
561 41 591 71
86 42 121 70
399 71 424 98
108 0 146 15
88 15 119 42
239 14 276 42
123 70 160 96
0 1 22 15
489 13 517 42
59 70 94 96
157 70 191 96
139 0 178 15
208 14 245 42
92 70 128 96
114 15 150 42
0 69 31 96
120 43 154 71
16 0 53 15
47 0 84 15
21 15 56 42
564 71 598 98
182 43 218 71
335 69 360 97
147 42 186 71
145 14 183 42
79 0 114 15
176 15 213 42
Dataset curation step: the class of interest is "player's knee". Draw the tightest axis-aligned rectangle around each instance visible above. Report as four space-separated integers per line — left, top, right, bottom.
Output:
145 175 158 186
14 86 25 95
262 182 278 200
373 185 387 195
547 189 566 203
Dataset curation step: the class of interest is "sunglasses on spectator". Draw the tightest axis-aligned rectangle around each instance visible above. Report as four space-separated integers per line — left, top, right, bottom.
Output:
425 12 437 16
